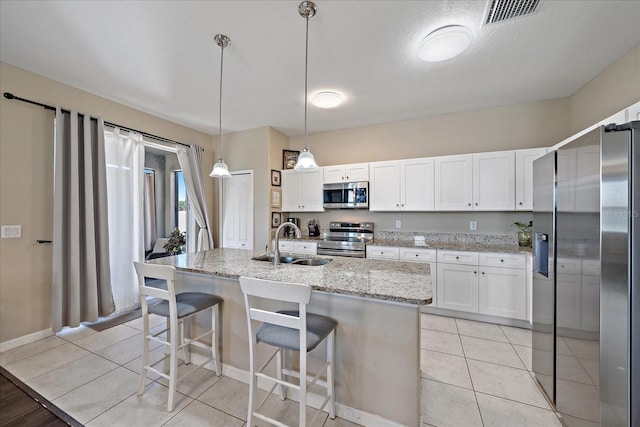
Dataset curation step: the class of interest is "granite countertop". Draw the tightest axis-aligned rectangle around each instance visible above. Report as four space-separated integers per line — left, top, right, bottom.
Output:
149 248 432 305
370 239 533 254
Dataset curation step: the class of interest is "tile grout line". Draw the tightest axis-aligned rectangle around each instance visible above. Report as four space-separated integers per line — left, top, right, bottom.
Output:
453 318 486 427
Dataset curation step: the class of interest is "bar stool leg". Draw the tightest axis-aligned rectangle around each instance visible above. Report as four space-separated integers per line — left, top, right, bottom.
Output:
247 336 257 426
300 349 307 427
138 311 150 396
327 329 336 419
167 318 179 412
212 304 221 376
276 348 286 400
181 318 191 364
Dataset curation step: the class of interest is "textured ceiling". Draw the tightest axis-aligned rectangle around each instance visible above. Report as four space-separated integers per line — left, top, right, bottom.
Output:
1 1 639 137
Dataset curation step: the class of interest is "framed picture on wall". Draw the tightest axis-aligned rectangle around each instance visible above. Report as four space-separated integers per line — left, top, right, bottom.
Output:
282 150 299 170
271 212 281 228
271 188 281 208
271 169 281 186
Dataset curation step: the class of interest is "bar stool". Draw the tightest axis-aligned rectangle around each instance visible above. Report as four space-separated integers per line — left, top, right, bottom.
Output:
239 276 337 427
134 262 222 412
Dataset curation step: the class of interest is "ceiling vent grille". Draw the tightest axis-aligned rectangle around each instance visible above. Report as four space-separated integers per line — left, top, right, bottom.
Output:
485 0 540 24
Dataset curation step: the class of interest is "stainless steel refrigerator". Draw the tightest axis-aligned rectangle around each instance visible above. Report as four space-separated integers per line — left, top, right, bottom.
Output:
532 121 638 426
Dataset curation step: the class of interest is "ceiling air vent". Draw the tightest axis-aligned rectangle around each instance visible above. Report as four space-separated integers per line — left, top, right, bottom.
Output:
485 0 540 24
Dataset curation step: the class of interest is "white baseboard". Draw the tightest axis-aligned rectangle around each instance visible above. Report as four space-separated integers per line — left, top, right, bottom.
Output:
0 328 54 353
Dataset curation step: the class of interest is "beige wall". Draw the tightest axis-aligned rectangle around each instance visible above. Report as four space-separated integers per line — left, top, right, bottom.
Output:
0 62 214 343
570 44 640 134
289 98 571 165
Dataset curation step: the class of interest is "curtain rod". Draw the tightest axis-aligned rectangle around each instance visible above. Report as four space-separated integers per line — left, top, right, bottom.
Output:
3 92 194 149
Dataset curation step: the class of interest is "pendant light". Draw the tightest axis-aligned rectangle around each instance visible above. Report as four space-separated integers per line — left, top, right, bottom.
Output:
210 34 232 178
294 1 319 172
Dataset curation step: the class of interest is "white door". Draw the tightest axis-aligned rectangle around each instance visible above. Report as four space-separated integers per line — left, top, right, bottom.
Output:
369 161 400 211
434 155 473 210
323 165 346 183
222 171 254 250
437 263 479 312
515 148 547 210
345 163 369 181
400 157 434 211
473 151 515 211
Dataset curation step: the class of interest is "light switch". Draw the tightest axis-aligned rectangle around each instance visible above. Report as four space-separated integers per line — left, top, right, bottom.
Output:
469 221 477 231
1 225 22 238
395 220 402 228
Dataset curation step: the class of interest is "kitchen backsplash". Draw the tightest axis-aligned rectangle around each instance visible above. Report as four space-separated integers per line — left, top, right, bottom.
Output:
374 231 517 246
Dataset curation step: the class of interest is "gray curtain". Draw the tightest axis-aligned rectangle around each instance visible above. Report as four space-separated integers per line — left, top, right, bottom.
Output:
52 107 114 332
143 172 157 251
176 145 214 251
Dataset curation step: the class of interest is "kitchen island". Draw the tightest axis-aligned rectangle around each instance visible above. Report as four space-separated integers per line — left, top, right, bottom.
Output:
150 248 431 426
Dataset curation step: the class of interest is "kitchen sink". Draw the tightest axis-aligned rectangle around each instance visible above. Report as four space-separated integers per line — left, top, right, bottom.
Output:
251 254 332 266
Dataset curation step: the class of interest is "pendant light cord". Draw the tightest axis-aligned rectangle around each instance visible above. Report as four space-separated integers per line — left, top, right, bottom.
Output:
304 14 309 149
219 41 224 159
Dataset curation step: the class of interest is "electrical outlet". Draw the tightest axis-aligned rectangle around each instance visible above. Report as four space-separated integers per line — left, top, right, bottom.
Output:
1 225 22 238
469 221 477 231
395 220 402 228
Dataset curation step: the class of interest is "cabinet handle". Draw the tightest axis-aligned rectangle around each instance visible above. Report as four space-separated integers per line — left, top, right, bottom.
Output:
475 203 478 206
468 203 472 207
481 271 485 275
474 271 477 275
456 256 459 259
396 204 399 207
342 176 344 180
519 202 523 205
500 259 504 263
415 254 419 257
401 204 405 207
346 176 349 180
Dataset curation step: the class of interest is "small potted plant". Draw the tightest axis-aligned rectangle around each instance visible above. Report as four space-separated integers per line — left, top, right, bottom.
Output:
164 228 186 254
512 221 533 247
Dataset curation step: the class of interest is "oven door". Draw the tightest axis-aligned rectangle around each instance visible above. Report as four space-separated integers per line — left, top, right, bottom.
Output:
317 240 366 258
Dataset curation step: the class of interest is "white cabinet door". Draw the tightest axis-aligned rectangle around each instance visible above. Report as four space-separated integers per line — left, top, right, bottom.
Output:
222 172 254 250
473 151 515 211
400 157 435 211
299 169 324 211
323 163 369 183
369 161 401 211
478 266 527 320
293 241 317 255
323 165 345 184
437 263 479 313
515 148 547 210
282 169 323 212
345 163 369 181
435 154 473 210
281 169 300 211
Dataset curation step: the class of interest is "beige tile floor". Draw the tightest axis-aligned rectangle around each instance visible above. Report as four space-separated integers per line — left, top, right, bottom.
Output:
0 313 569 426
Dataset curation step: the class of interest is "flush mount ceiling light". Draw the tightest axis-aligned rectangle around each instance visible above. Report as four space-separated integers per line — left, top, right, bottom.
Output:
210 33 232 178
418 25 473 62
294 1 319 172
311 91 343 109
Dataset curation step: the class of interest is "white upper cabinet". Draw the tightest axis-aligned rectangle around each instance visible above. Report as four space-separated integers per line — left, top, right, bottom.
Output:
369 158 435 211
369 161 400 210
515 148 547 210
435 151 515 211
434 154 473 210
472 150 515 211
323 163 369 183
400 158 435 211
281 169 324 212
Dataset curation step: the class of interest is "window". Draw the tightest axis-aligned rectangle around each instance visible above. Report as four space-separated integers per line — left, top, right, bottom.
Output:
175 170 188 234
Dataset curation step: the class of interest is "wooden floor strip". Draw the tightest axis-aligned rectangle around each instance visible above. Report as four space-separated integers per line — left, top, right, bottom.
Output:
0 366 83 427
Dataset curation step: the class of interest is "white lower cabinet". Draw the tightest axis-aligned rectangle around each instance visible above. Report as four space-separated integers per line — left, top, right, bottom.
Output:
366 245 400 260
437 263 479 312
478 266 527 320
400 248 437 305
437 250 527 319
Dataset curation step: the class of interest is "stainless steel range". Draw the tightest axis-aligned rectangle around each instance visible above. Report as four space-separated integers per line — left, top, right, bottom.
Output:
317 222 374 258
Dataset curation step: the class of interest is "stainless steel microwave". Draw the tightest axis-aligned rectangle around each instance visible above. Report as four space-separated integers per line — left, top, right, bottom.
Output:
322 182 369 209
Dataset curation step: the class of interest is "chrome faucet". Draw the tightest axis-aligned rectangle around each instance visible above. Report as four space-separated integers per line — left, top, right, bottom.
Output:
273 221 301 267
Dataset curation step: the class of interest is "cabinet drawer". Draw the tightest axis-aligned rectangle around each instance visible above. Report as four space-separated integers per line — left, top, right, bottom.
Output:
479 252 526 269
366 246 400 260
400 248 437 262
278 241 295 252
556 257 581 274
437 250 478 266
293 241 317 254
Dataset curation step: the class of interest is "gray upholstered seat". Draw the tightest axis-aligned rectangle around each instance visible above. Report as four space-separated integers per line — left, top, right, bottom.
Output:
256 310 338 352
149 292 223 319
